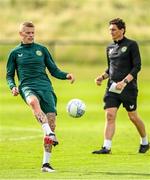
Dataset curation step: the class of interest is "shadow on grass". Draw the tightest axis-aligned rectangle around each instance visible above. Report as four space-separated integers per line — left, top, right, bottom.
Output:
60 170 150 177
98 172 150 177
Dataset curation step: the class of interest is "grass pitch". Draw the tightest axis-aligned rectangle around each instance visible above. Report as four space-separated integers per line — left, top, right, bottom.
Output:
0 62 150 180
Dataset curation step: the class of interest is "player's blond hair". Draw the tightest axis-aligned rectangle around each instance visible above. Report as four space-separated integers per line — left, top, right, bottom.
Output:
19 21 34 32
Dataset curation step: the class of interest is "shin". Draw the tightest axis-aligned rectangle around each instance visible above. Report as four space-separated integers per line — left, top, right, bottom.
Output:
26 95 53 134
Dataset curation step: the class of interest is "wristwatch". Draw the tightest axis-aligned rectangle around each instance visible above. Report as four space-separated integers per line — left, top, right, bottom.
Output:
123 79 129 84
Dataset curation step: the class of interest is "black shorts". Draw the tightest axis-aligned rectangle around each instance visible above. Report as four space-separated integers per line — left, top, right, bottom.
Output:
103 89 138 111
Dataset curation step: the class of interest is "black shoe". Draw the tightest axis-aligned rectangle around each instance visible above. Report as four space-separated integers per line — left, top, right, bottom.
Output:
92 147 111 154
139 143 150 153
41 163 55 172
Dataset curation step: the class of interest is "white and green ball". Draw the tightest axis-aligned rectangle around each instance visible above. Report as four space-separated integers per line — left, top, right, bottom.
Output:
66 99 86 118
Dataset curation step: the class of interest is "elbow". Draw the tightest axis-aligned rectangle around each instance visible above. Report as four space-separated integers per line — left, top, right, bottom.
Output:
50 71 56 77
6 74 10 81
139 65 141 72
136 63 141 73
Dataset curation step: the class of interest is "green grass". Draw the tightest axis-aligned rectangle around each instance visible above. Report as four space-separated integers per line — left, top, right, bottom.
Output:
1 43 150 67
0 62 150 180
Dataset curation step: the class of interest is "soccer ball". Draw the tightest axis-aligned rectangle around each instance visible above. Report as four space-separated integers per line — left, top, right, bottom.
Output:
66 99 86 118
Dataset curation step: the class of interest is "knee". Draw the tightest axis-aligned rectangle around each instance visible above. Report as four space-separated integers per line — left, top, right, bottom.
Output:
106 111 115 123
27 98 38 108
129 114 137 123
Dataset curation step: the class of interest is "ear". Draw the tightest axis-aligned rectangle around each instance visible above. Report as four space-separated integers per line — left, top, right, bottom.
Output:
121 28 125 34
19 31 23 36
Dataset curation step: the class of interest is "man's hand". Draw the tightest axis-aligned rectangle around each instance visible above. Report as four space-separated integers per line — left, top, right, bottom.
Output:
11 87 19 96
116 75 132 90
66 73 75 84
95 75 104 86
116 80 127 90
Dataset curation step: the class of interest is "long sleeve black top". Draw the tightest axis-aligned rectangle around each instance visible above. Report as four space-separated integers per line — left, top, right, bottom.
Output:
105 37 141 89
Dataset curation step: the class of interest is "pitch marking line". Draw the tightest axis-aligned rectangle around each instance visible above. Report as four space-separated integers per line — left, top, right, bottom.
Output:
0 126 43 142
0 126 42 132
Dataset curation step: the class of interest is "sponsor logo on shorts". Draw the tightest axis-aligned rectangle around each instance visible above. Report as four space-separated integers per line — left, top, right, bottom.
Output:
129 105 134 110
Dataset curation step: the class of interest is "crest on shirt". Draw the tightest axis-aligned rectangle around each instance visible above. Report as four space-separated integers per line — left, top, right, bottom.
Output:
36 50 42 56
121 46 127 53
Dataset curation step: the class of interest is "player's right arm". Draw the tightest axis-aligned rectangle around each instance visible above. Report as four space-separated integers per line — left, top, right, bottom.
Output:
95 71 109 86
95 48 110 86
6 51 19 96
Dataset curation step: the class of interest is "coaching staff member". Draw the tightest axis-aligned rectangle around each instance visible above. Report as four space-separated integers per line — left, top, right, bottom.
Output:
92 18 149 154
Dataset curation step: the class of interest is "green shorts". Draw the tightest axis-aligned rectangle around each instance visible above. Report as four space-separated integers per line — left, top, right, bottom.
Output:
20 86 57 114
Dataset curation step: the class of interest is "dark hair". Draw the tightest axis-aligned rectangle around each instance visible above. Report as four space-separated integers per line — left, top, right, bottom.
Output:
109 18 126 34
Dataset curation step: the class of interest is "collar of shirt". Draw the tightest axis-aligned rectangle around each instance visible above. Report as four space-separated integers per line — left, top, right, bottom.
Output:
114 36 126 44
20 42 34 48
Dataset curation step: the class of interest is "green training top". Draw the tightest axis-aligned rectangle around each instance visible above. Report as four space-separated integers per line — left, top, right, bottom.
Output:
6 42 68 91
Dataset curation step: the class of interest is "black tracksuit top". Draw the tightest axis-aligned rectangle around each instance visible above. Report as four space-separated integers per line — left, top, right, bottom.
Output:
105 37 141 90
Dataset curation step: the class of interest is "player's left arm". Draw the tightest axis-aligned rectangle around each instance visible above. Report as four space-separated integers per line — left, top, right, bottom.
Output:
116 41 141 90
43 47 75 83
116 74 133 90
129 41 141 77
66 73 75 84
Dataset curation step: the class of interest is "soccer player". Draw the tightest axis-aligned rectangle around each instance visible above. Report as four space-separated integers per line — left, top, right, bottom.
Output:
6 22 75 172
92 18 149 154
